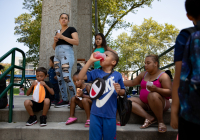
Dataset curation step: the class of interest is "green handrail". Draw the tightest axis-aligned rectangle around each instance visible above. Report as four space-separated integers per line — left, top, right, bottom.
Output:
0 47 26 123
129 45 175 94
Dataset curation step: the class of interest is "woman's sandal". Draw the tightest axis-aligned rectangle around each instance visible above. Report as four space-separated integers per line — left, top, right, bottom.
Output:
65 117 77 125
85 120 90 127
140 119 157 129
158 122 167 133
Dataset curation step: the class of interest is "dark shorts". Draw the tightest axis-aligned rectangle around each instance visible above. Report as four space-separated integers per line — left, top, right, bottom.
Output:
178 116 200 140
31 100 51 112
0 98 7 109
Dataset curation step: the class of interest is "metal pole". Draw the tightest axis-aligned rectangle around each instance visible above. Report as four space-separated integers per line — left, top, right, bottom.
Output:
95 0 98 35
8 51 15 123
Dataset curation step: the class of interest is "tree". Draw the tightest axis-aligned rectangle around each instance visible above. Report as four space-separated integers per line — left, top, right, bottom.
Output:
92 0 160 38
14 0 42 67
14 0 159 66
115 18 179 73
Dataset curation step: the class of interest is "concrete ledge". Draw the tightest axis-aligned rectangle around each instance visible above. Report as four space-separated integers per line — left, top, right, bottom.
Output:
0 122 177 140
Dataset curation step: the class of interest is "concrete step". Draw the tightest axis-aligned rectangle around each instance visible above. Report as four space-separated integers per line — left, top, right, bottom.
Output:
0 122 177 140
0 107 171 124
0 95 171 124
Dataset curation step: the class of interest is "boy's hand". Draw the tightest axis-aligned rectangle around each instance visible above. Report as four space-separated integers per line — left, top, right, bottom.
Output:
54 76 57 80
113 83 121 94
170 108 179 129
32 80 37 86
89 52 101 63
40 81 47 87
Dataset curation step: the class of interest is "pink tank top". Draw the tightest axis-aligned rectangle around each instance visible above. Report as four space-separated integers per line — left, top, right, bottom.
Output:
140 72 170 104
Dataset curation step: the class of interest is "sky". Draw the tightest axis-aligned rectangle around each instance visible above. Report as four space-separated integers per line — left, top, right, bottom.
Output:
0 0 192 63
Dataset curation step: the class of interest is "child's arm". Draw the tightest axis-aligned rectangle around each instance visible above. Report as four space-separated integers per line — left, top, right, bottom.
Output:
26 81 37 96
170 61 182 129
40 81 54 95
113 83 125 96
78 52 100 80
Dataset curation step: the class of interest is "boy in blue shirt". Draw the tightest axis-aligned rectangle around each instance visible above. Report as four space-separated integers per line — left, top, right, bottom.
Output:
48 56 60 105
78 50 125 140
171 0 200 139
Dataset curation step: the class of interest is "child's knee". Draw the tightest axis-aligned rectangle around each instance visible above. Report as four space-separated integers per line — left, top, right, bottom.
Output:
71 96 76 102
24 100 31 107
82 98 87 103
43 98 50 105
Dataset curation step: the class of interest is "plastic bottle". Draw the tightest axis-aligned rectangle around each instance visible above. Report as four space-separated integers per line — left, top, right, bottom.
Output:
93 52 106 61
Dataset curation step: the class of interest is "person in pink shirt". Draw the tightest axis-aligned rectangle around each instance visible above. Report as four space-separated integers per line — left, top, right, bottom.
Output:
124 54 171 133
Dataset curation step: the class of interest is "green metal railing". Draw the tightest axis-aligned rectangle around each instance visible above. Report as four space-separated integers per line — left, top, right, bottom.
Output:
129 45 175 94
0 48 26 123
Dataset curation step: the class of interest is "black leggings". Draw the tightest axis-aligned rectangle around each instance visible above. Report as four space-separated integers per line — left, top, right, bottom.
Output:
0 98 7 109
178 116 200 140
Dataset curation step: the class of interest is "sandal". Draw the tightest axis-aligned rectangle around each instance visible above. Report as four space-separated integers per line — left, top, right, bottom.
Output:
65 117 77 125
85 120 90 127
116 121 121 126
158 122 167 133
140 119 157 129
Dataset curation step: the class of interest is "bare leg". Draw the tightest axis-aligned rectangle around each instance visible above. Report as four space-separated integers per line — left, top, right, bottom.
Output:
82 98 92 120
24 100 34 116
42 98 50 115
147 92 167 133
147 92 165 123
128 97 155 122
70 97 83 117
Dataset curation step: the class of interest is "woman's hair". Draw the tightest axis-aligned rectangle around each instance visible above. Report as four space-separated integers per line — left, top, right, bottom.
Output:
146 54 159 68
94 33 107 51
59 13 69 20
50 56 54 63
0 65 4 70
20 85 24 88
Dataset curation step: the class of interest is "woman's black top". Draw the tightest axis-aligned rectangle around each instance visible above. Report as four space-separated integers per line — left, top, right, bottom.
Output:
56 27 77 46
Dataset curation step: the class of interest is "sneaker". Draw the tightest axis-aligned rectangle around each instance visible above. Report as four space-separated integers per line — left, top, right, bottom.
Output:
51 101 58 106
26 115 37 126
54 100 69 108
40 116 47 127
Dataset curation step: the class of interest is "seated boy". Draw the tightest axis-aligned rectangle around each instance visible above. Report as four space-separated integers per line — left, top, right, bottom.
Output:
24 67 54 126
78 50 125 140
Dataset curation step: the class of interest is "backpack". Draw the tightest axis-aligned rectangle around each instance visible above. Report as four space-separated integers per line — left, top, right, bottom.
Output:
117 92 132 126
89 70 113 99
179 21 200 87
178 21 200 123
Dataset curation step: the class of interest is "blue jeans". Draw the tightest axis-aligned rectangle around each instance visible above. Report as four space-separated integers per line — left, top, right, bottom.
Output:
54 45 76 102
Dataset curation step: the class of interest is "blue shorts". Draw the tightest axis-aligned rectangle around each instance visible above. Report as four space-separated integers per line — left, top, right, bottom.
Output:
89 114 116 140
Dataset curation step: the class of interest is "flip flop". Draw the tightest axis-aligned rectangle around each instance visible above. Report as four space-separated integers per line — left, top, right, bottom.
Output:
140 119 157 129
116 121 121 126
65 117 77 125
158 122 167 133
85 120 90 127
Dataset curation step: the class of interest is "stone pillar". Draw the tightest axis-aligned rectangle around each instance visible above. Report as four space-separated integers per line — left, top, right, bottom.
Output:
39 0 92 75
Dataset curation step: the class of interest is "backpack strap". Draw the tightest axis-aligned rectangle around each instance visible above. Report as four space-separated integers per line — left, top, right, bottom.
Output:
181 27 196 35
103 70 114 80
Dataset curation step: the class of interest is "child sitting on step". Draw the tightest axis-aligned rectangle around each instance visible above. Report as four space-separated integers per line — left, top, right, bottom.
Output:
24 67 54 127
66 70 92 127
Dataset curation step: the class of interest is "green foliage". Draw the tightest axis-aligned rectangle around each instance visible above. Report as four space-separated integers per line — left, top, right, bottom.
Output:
14 0 42 67
115 18 179 73
92 0 160 38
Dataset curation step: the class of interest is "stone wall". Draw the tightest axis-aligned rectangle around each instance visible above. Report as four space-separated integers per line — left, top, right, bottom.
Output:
39 0 92 75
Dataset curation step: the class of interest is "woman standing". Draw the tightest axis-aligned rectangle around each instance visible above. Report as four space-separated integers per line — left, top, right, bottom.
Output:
52 13 79 108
